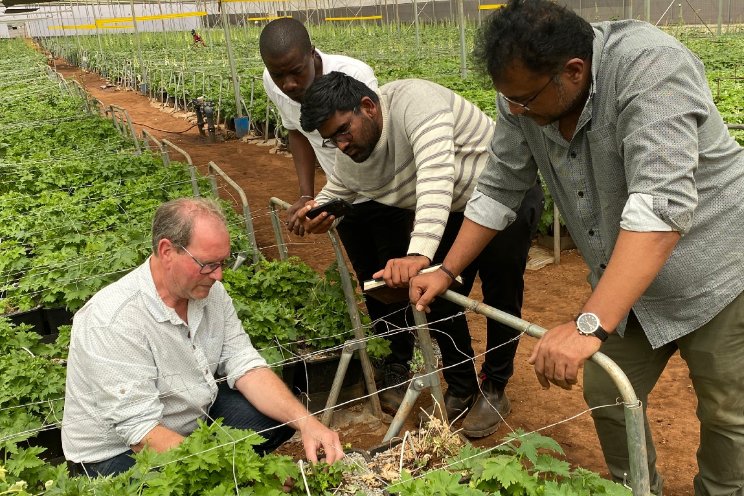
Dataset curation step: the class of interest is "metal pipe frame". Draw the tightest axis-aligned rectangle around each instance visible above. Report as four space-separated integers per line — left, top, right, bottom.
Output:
428 290 650 495
140 129 169 165
161 138 200 197
207 161 260 264
108 104 141 154
267 196 382 424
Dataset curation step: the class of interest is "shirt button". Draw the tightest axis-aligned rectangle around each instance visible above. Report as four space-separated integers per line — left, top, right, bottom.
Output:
204 369 209 374
588 229 595 236
570 151 577 159
577 191 584 198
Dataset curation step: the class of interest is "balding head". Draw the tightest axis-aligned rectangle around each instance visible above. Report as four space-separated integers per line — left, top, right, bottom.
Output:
151 197 226 254
259 18 311 60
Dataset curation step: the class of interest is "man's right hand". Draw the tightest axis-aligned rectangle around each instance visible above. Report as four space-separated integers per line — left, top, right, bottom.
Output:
286 197 312 236
297 201 336 235
409 269 453 313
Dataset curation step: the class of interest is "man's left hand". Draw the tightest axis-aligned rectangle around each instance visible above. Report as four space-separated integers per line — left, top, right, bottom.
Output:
300 418 344 464
527 321 603 390
372 255 430 287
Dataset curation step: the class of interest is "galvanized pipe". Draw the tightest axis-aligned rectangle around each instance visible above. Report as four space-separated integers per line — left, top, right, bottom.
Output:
438 290 650 495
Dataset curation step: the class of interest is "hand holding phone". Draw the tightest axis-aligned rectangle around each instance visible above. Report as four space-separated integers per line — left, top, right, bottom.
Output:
305 199 353 220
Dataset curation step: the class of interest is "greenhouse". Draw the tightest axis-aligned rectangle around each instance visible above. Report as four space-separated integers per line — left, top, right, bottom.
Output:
1 0 743 494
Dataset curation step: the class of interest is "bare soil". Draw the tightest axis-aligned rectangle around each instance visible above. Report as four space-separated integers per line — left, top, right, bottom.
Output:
55 62 699 495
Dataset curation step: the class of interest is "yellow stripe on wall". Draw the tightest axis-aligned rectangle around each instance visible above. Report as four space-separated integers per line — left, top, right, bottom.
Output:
325 15 382 21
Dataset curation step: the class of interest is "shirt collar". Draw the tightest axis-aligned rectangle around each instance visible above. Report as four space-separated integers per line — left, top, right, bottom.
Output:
137 257 208 327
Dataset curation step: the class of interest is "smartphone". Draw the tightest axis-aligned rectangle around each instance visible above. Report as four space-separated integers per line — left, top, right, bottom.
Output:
305 199 353 220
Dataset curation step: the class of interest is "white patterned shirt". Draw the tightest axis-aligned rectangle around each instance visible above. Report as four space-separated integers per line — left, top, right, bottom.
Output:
62 258 266 463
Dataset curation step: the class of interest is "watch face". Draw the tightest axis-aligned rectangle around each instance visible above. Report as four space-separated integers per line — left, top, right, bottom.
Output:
577 313 600 335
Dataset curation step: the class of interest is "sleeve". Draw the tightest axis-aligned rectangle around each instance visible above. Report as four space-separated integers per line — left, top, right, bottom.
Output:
315 169 359 205
615 46 710 234
214 285 267 388
401 90 457 259
74 321 163 448
262 69 297 130
346 60 378 92
467 96 538 231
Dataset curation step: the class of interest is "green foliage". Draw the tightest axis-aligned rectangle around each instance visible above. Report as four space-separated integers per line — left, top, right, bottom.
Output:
389 430 631 496
222 258 388 363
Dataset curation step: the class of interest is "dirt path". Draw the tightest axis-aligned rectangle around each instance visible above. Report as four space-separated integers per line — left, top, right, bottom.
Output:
55 62 699 495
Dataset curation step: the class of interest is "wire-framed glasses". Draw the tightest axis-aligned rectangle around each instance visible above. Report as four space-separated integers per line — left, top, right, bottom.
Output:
500 76 554 112
321 107 358 148
176 244 231 274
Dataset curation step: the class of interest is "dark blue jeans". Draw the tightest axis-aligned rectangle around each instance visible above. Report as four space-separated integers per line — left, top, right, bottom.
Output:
75 382 295 477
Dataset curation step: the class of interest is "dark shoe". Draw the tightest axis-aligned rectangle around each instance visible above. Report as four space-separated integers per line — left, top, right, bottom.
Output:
377 363 410 415
461 381 511 438
418 391 476 424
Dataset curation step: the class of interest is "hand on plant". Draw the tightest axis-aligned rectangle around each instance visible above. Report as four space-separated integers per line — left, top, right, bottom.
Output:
286 197 312 236
528 321 602 390
409 269 452 313
372 255 430 288
300 417 345 464
297 201 336 235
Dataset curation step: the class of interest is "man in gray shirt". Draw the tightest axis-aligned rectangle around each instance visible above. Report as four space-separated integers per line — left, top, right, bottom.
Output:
411 1 744 494
62 198 343 476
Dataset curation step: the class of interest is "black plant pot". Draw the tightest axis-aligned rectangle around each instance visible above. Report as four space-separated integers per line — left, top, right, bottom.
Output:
43 307 73 334
6 307 47 335
284 353 365 413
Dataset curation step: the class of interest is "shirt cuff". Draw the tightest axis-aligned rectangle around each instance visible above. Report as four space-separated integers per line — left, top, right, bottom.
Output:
620 193 677 232
464 189 516 231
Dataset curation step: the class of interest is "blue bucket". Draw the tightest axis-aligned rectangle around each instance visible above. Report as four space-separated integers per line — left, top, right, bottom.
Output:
234 116 250 138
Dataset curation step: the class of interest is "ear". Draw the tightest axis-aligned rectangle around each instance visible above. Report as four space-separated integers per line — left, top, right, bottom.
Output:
562 58 587 84
157 238 176 260
359 96 378 118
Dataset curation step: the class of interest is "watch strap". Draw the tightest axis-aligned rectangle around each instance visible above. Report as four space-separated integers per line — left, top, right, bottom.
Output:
574 313 610 342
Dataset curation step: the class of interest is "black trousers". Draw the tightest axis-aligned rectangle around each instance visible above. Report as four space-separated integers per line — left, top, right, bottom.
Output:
336 186 542 397
335 200 417 365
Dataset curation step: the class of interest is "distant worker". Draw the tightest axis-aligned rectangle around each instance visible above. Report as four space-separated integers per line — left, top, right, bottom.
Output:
62 198 343 476
191 29 206 47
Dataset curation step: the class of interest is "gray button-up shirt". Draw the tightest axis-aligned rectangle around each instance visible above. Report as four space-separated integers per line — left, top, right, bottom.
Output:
62 258 266 463
466 20 744 348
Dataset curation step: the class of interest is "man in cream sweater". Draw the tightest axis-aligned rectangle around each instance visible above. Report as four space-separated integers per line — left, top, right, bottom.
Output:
299 72 543 437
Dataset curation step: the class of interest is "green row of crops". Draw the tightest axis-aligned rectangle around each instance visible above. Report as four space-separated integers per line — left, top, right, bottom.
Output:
38 23 744 137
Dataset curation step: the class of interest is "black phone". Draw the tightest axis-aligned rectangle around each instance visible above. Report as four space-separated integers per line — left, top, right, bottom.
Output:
305 199 353 220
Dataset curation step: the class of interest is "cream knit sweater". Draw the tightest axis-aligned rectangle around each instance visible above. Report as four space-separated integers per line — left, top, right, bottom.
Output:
316 79 495 260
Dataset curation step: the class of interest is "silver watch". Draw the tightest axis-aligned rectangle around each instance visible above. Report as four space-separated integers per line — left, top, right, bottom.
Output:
575 312 609 342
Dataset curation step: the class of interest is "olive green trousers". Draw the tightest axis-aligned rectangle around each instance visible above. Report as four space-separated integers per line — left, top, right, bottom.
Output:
583 290 744 496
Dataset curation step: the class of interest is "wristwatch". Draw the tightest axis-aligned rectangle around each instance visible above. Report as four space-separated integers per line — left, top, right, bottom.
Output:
575 312 609 342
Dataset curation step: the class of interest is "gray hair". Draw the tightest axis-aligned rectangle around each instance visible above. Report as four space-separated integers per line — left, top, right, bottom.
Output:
151 197 226 254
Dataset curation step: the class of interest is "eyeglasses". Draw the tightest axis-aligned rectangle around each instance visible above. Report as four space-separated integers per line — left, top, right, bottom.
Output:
321 107 357 148
500 76 554 112
176 244 231 274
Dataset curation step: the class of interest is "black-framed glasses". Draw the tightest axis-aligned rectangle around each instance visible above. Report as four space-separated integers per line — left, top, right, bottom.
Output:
321 107 357 148
500 76 554 112
176 244 231 274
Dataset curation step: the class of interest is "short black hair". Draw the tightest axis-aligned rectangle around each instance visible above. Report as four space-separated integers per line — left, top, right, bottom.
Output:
259 18 311 60
473 0 594 82
300 72 379 133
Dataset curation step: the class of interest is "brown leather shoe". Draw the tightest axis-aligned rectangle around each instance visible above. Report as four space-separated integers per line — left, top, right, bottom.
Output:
418 391 476 424
377 363 410 415
461 381 511 438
